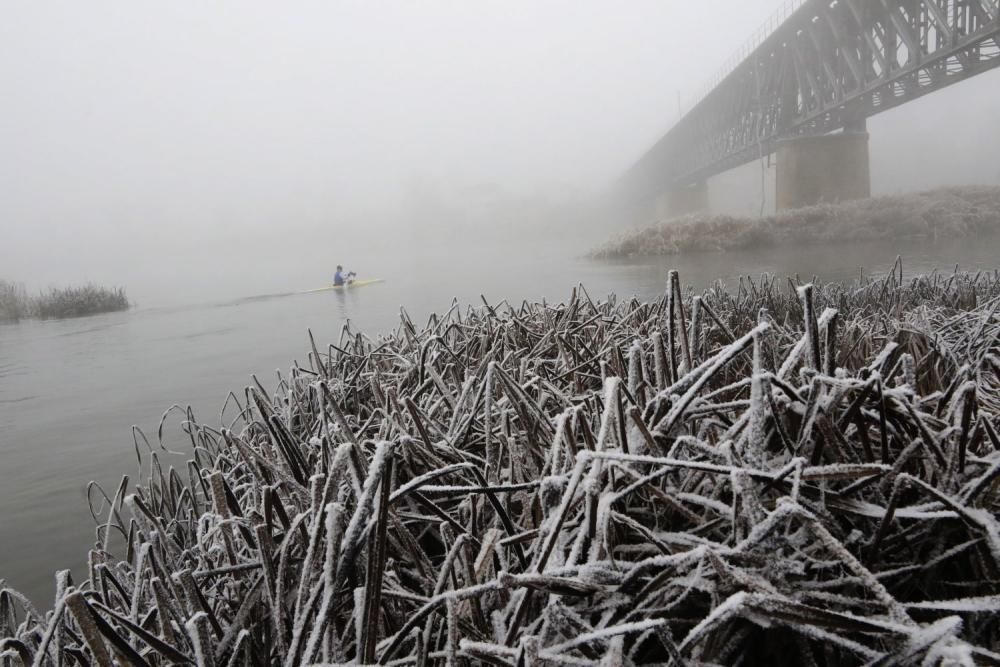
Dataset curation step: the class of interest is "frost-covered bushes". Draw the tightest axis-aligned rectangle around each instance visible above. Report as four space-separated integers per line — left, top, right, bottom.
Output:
0 281 130 322
0 280 30 322
593 185 1000 258
31 284 129 319
3 267 1000 664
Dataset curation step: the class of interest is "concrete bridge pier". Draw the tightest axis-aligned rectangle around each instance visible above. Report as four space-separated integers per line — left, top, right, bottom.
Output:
655 180 709 220
776 119 870 211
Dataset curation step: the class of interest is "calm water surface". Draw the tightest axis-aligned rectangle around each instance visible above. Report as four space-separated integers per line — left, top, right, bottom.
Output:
3 234 1000 606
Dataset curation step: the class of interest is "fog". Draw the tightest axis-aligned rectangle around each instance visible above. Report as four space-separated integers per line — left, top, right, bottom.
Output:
5 1 1000 616
2 1 999 306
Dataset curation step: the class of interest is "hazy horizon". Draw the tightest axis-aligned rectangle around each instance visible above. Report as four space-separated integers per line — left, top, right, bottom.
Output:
3 1 999 307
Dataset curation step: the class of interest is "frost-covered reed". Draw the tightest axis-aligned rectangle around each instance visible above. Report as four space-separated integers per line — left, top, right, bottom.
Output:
3 264 1000 665
31 285 130 320
0 281 129 322
0 281 30 323
592 186 1000 258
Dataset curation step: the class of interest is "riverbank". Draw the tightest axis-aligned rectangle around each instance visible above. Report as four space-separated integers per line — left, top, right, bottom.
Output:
3 266 1000 664
592 185 1000 259
0 282 130 322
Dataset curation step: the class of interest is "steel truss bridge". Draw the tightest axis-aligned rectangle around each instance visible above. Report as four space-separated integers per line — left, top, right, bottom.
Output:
623 0 1000 207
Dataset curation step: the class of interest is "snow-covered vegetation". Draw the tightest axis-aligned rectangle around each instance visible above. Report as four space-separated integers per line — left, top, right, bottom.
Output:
0 280 30 323
3 264 1000 664
0 282 129 322
31 285 129 320
592 186 1000 259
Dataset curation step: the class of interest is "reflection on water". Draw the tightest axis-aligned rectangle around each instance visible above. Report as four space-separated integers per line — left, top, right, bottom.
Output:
2 232 1000 606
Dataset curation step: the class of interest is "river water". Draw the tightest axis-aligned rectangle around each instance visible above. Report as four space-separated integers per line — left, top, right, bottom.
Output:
3 232 1000 607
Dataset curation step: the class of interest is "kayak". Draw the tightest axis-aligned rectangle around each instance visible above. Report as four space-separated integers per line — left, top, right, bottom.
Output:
301 279 385 294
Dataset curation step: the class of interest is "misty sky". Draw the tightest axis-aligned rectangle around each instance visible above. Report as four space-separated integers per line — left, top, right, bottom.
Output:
2 1 999 303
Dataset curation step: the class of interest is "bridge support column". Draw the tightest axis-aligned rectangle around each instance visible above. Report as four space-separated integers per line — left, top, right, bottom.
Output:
776 122 870 211
655 180 709 220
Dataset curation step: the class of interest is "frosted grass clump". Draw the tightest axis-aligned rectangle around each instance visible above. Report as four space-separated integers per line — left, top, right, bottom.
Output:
31 284 130 319
0 281 129 322
0 280 30 323
3 264 1000 664
592 185 1000 259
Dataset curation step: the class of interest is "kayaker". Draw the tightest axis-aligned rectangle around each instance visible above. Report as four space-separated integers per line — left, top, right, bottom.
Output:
333 265 356 286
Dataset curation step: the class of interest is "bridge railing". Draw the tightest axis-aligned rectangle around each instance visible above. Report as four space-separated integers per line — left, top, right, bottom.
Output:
686 0 807 115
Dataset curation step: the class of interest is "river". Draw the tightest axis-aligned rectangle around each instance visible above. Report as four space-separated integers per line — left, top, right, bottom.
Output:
3 232 1000 607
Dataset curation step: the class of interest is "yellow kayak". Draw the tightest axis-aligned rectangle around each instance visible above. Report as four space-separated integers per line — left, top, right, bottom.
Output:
301 279 385 294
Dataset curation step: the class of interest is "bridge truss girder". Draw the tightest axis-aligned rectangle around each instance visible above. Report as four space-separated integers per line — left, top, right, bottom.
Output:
625 0 1000 206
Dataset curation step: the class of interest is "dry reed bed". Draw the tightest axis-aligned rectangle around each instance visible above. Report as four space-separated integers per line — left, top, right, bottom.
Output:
592 186 1000 259
31 285 129 320
0 281 130 323
0 281 30 323
4 265 1000 665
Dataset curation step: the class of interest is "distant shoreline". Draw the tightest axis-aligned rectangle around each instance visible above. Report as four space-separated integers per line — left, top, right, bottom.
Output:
0 282 130 323
592 185 1000 259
